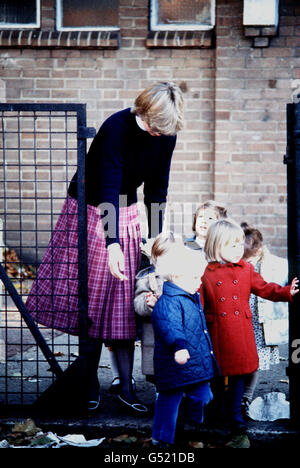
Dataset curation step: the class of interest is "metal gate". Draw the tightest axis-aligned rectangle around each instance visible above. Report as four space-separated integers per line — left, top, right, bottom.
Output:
0 103 95 410
285 101 300 424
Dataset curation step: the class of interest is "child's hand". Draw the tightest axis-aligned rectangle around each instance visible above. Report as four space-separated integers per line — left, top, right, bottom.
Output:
174 349 190 365
146 292 159 308
290 277 299 296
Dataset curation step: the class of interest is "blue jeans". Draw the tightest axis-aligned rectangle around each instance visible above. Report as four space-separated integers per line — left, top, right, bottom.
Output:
152 381 213 445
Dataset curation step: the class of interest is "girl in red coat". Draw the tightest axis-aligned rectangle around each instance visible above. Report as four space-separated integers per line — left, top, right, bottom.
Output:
200 219 299 434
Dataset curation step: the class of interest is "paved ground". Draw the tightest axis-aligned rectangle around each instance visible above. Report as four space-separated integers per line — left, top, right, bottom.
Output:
1 331 298 448
0 290 298 448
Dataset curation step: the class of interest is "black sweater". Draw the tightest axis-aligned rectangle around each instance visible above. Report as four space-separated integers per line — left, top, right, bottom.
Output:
68 108 177 247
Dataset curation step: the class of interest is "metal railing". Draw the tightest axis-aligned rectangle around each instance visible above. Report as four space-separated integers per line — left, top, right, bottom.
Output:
0 103 94 410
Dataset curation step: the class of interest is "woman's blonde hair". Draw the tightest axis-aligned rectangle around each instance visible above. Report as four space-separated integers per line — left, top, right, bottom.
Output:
131 81 184 136
192 199 228 232
151 231 175 265
204 219 245 263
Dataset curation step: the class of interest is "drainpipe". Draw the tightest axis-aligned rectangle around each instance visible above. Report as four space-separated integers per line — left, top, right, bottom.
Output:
285 102 300 424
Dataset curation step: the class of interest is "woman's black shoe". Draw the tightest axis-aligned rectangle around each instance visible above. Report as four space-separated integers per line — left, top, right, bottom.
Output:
110 377 136 394
88 378 101 411
117 394 148 414
109 377 121 394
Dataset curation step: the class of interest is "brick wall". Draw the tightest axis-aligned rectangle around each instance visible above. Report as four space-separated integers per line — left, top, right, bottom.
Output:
214 0 298 257
0 0 299 258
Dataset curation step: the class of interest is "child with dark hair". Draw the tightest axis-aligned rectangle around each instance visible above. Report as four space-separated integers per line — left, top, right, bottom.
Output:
185 200 228 252
241 222 290 417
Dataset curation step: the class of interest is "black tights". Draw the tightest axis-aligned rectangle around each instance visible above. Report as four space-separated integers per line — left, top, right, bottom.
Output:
110 340 136 402
86 339 102 401
87 339 136 403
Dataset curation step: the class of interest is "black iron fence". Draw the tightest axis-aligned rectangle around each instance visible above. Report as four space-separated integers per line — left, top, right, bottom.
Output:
0 103 94 409
285 101 300 423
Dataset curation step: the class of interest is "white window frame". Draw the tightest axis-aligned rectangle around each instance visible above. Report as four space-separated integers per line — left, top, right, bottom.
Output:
150 0 215 31
56 0 120 32
0 0 40 29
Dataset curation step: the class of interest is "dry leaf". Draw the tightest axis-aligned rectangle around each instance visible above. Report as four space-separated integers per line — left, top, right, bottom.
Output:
189 440 204 449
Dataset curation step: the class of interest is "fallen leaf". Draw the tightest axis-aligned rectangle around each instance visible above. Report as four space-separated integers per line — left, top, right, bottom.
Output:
12 419 41 436
189 440 204 449
112 434 129 442
125 436 137 444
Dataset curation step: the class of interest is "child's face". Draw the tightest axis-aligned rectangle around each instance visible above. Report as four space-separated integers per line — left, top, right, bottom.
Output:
220 237 245 264
195 208 218 240
171 272 202 294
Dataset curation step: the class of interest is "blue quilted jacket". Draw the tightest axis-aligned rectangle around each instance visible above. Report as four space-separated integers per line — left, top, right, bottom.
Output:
151 281 218 392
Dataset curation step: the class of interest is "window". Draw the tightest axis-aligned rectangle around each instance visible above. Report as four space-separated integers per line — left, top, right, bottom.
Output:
56 0 120 32
0 0 40 29
150 0 215 31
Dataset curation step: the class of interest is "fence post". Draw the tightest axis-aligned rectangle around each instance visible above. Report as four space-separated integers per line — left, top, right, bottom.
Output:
0 218 5 363
285 102 300 424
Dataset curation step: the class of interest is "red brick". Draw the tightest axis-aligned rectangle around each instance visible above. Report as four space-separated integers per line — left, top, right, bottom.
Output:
0 0 297 257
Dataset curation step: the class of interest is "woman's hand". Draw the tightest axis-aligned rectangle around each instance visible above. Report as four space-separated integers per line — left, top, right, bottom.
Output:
146 292 159 308
174 349 190 365
290 277 299 296
107 243 128 281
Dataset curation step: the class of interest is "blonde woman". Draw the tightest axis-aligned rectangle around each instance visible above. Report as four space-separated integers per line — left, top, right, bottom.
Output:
26 82 184 413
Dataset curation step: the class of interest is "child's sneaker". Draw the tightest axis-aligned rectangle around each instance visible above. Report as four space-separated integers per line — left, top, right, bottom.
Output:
152 439 172 448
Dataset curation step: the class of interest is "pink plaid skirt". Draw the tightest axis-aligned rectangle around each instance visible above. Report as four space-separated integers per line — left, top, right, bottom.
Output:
25 196 141 340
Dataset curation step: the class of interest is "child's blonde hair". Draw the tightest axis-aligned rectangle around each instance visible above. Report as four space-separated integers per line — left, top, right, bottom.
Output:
192 200 228 232
204 219 245 263
156 243 206 281
150 231 175 265
131 82 184 136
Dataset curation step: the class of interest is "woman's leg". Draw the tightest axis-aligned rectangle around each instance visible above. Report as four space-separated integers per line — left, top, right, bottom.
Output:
111 339 135 402
152 389 184 445
86 339 102 409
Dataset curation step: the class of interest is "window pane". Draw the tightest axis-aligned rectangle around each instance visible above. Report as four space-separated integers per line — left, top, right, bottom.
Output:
0 0 37 25
155 0 213 27
62 0 119 28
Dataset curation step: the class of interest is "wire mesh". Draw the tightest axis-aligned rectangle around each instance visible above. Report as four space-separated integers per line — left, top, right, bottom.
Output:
0 104 85 406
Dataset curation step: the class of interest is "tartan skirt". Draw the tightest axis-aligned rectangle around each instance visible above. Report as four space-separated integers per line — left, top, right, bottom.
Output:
25 195 141 340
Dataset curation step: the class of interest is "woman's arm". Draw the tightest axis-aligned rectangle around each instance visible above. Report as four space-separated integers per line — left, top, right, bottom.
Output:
143 136 176 238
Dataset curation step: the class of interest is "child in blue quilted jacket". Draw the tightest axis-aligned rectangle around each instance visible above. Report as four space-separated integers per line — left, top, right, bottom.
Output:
151 244 218 447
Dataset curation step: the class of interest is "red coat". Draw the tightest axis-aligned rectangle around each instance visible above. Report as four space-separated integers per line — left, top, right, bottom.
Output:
200 259 292 376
